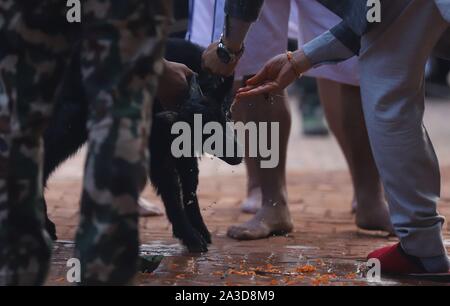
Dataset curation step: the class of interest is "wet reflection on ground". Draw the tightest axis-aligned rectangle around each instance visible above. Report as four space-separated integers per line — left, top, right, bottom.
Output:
48 239 447 286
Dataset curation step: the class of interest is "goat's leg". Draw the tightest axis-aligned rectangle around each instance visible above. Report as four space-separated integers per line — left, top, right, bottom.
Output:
42 55 88 240
150 147 208 253
176 157 211 244
43 101 88 240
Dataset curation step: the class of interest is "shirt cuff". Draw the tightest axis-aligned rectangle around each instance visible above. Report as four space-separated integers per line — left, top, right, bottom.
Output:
302 31 355 67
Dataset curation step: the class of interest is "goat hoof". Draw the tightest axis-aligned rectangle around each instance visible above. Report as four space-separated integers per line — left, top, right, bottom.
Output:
190 222 212 244
183 231 208 253
45 217 58 241
187 244 208 253
198 228 212 244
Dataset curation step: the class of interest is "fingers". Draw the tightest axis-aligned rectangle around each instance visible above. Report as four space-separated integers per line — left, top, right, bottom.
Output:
245 65 269 86
235 82 279 99
184 64 194 74
236 84 257 94
184 66 194 79
177 65 194 86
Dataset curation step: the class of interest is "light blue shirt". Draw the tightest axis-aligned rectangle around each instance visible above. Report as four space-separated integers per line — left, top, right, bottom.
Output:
435 0 450 22
302 30 355 67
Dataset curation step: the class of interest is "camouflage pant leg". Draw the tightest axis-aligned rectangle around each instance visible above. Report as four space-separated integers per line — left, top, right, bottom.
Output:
74 0 172 285
0 1 76 285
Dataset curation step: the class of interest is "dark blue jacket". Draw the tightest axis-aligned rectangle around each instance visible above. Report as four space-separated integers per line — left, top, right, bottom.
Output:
225 0 450 57
224 0 367 53
317 0 369 54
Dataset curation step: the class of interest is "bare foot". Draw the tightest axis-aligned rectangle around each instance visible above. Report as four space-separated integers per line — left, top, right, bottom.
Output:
228 203 293 240
355 196 394 234
240 188 262 214
138 198 164 217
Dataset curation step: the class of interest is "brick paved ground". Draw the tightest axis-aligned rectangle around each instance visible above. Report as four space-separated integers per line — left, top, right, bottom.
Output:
45 99 450 286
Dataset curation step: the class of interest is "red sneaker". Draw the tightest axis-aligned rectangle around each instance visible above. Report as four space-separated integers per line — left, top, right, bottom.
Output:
367 243 426 275
367 243 450 282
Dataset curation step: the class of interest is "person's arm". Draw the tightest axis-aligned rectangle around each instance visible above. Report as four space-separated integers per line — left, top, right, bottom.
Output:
202 0 264 76
302 28 356 67
222 0 264 50
224 0 264 22
236 23 360 98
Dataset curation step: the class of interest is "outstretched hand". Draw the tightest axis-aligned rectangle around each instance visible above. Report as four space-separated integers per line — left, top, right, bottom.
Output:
236 50 312 99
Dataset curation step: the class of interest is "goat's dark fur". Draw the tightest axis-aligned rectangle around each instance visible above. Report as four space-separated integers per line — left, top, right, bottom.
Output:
43 39 241 253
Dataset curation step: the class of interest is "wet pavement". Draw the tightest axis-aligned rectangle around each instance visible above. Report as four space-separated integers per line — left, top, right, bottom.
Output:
45 167 450 286
45 99 450 286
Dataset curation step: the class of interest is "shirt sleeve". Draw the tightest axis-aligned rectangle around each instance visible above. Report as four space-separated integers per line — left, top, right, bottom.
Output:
302 30 356 67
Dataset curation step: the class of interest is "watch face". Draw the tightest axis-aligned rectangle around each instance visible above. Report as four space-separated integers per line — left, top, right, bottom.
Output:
217 45 232 64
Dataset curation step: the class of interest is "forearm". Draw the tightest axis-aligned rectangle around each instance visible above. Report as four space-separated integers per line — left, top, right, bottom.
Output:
222 0 264 51
225 0 264 22
302 30 355 67
221 17 252 51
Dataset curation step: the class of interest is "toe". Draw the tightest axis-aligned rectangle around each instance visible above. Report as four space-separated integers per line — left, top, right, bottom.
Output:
227 224 270 240
227 226 251 240
226 226 242 239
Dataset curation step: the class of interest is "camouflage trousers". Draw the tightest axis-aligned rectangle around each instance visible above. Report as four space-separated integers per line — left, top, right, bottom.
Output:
0 0 171 285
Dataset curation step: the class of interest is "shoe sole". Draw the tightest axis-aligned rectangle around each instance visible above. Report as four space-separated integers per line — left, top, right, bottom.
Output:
407 272 450 283
384 272 450 283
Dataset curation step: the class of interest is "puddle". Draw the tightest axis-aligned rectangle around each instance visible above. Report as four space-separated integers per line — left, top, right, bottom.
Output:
54 240 185 256
140 242 185 256
55 240 75 249
285 245 319 250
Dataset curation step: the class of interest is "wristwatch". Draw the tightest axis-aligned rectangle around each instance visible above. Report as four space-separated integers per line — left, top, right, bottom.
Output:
216 35 245 64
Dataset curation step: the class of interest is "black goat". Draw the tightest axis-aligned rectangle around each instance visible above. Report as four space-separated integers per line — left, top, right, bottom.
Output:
43 39 242 253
